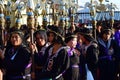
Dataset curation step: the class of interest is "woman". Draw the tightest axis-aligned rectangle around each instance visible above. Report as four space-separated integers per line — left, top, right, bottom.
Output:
32 29 49 79
0 30 31 80
37 27 70 80
98 28 120 80
47 26 56 46
64 33 80 80
79 27 99 80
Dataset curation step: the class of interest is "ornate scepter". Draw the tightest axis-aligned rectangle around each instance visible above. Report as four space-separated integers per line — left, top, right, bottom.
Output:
5 0 12 33
34 0 41 30
90 0 97 40
109 3 115 29
14 1 26 30
27 11 35 80
0 2 5 50
27 0 35 79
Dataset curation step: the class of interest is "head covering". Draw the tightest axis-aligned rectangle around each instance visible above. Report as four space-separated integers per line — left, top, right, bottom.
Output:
97 21 102 26
10 29 24 40
34 29 47 42
78 27 94 41
47 25 64 45
114 24 120 30
100 28 112 37
78 27 92 36
65 33 77 43
47 25 62 36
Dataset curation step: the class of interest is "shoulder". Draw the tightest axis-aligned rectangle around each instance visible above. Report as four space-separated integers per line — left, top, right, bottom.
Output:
57 47 68 56
20 45 31 54
90 41 99 48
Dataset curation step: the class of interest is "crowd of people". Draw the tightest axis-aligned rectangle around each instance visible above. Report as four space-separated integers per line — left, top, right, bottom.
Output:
0 20 120 80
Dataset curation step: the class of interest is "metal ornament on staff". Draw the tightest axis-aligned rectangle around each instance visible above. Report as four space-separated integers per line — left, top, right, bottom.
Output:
27 12 35 60
59 0 66 36
14 10 22 30
0 3 5 49
27 12 35 47
14 1 26 30
27 0 35 43
109 3 114 29
27 11 35 80
65 17 69 35
5 1 12 32
41 3 48 29
34 0 41 30
90 0 97 40
27 0 35 79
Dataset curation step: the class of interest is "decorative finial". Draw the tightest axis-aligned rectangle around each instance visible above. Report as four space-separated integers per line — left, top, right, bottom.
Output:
0 3 5 30
99 0 103 4
27 0 35 29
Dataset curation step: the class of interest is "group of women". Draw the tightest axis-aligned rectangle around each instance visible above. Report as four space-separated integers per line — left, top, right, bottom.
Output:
0 23 120 80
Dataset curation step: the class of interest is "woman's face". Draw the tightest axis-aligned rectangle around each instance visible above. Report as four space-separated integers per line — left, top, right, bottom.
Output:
11 33 22 46
35 33 46 46
48 32 55 43
79 34 85 43
102 32 111 41
67 37 77 48
76 33 83 44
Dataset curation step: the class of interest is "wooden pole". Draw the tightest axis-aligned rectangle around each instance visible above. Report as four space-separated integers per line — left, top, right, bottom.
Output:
27 11 35 80
90 1 97 40
0 3 5 80
0 4 6 50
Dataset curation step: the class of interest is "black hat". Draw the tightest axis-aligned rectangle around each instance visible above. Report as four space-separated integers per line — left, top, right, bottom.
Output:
100 28 112 37
97 21 102 26
114 24 120 29
65 33 77 43
47 25 65 44
48 25 62 36
78 27 92 36
78 27 95 41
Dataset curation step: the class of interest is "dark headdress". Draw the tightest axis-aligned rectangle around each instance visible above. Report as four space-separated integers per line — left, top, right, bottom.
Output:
65 33 77 43
34 29 47 42
10 29 24 40
47 25 64 45
100 28 112 38
78 27 94 41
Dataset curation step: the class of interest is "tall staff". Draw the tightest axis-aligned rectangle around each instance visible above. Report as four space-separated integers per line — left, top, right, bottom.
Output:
27 1 35 79
109 3 114 29
34 0 41 30
0 4 5 80
90 0 97 40
5 1 12 33
27 11 35 80
0 3 5 50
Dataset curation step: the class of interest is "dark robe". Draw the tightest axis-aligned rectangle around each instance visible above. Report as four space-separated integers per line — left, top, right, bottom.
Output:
3 45 31 80
63 47 80 80
85 41 99 80
36 45 70 80
98 38 120 80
